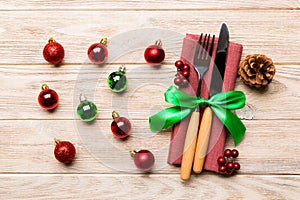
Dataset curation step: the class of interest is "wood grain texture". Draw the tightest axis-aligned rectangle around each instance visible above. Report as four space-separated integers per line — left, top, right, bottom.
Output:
0 0 299 198
0 119 299 174
0 11 299 64
0 0 299 10
0 175 299 200
0 65 299 120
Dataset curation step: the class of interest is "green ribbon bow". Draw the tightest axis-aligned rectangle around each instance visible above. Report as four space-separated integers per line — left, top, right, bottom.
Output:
149 85 246 145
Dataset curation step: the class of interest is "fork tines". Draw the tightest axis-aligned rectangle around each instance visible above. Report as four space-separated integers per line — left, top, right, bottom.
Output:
197 33 215 60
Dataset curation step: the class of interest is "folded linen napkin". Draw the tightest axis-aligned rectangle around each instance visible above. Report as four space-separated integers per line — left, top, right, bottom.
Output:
168 33 243 172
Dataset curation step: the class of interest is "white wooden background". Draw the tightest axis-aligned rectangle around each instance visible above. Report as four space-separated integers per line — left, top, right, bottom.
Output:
0 1 299 199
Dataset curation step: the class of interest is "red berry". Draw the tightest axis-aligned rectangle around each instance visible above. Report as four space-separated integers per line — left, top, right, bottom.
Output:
182 64 190 71
177 68 182 72
88 43 108 64
181 70 190 78
217 156 227 166
144 44 165 65
225 169 233 175
233 162 240 171
226 161 234 170
231 149 239 158
111 117 132 139
218 165 226 173
43 39 65 64
175 60 184 68
224 149 232 157
54 140 76 164
133 150 155 171
180 78 189 88
174 77 182 86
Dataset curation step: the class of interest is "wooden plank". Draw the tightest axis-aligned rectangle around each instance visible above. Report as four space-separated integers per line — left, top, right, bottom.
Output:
0 65 299 120
0 0 299 10
0 119 299 174
0 10 299 64
0 174 299 199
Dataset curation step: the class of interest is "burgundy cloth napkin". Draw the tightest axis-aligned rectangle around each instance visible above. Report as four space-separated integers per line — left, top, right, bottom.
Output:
168 34 243 172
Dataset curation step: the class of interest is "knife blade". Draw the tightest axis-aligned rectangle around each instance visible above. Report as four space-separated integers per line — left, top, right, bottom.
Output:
193 23 229 173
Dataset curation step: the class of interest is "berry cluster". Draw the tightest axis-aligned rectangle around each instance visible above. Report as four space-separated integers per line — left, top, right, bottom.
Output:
217 149 240 175
174 60 191 88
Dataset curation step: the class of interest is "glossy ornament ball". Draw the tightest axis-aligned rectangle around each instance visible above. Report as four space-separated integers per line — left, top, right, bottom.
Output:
175 60 184 68
131 150 155 171
224 149 232 157
217 156 227 166
87 38 108 64
231 149 239 158
38 84 59 110
77 97 98 122
43 38 65 64
107 67 127 93
54 139 76 164
218 165 227 173
233 162 240 171
144 40 165 65
111 111 131 139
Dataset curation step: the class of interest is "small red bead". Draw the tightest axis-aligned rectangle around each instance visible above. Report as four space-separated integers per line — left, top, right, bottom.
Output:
87 43 108 64
54 141 76 164
182 64 190 71
174 77 182 86
175 60 184 68
111 117 132 139
38 89 59 110
144 45 165 65
133 150 155 171
224 149 232 157
231 149 239 158
217 156 227 166
180 78 189 88
233 162 240 171
218 165 226 173
181 70 190 78
226 161 234 170
43 41 65 64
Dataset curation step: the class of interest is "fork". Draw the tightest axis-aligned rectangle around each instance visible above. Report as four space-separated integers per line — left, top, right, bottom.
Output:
180 33 215 180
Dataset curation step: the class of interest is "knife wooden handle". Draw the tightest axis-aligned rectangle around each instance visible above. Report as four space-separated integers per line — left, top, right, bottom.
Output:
180 111 200 180
193 107 213 174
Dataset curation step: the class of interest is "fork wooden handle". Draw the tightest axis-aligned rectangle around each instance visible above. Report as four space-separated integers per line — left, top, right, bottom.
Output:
193 107 213 174
180 111 200 180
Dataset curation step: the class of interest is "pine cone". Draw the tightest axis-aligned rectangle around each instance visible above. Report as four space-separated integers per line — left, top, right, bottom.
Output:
239 54 275 88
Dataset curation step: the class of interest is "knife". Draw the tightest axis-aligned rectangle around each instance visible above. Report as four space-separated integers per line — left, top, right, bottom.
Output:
193 23 229 173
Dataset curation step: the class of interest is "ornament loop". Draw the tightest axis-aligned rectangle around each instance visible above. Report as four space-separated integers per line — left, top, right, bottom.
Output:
41 84 49 90
54 138 61 145
119 65 126 73
112 111 120 119
155 39 162 47
79 94 87 102
100 37 108 46
130 150 137 157
48 37 56 43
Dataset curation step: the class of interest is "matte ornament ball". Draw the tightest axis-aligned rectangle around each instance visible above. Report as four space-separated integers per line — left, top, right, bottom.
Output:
107 65 128 93
43 38 65 64
130 150 155 171
54 139 76 164
77 94 98 122
88 38 108 64
144 40 165 65
111 111 131 139
38 84 59 110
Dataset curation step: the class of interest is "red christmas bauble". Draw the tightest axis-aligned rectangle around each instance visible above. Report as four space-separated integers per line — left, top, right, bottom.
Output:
38 85 59 110
54 140 76 164
111 116 132 139
87 38 108 64
132 150 155 171
144 40 165 65
43 38 65 64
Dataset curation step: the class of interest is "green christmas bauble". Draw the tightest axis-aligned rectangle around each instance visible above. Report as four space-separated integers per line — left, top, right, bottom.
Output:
107 71 128 93
77 100 98 122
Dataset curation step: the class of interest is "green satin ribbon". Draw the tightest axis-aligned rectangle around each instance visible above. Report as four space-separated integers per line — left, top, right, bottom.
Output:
149 85 246 145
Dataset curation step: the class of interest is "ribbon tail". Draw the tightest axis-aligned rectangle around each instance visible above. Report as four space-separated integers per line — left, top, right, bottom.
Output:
149 106 192 132
211 106 246 146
